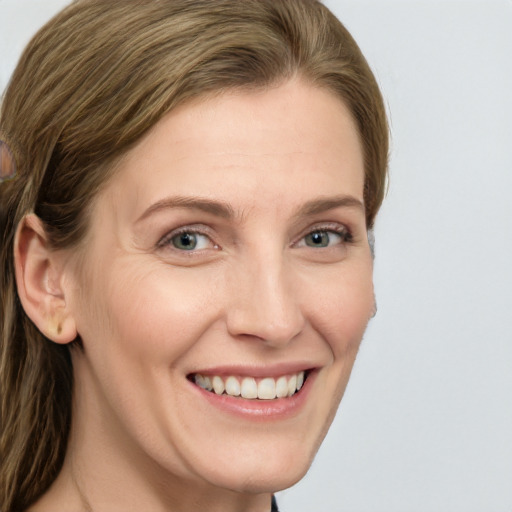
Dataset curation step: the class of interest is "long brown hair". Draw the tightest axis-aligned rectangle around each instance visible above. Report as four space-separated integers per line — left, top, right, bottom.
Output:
0 1 389 509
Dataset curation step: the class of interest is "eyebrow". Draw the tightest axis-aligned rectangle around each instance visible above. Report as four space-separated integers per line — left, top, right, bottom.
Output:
295 195 365 217
136 194 364 224
136 196 234 223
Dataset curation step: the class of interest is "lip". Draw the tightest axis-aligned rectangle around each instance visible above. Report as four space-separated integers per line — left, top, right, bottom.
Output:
187 367 318 421
188 362 317 379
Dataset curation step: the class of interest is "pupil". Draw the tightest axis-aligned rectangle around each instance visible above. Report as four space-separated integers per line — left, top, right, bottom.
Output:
309 231 327 246
304 231 329 247
312 233 323 244
174 233 196 250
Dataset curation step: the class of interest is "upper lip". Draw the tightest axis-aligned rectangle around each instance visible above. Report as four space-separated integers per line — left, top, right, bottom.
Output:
187 362 319 379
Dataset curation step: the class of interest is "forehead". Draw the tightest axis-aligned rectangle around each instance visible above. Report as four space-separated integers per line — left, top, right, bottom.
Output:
97 79 365 222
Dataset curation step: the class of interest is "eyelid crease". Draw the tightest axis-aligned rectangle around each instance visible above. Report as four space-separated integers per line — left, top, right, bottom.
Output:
294 222 352 242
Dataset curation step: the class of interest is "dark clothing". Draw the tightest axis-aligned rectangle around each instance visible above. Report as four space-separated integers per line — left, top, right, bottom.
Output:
271 495 279 512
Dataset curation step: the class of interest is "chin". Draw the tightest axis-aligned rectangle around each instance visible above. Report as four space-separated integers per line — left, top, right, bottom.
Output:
186 428 321 494
202 449 314 494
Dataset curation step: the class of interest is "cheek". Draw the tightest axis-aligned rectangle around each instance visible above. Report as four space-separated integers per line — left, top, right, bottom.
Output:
295 260 374 449
309 261 374 358
85 260 222 365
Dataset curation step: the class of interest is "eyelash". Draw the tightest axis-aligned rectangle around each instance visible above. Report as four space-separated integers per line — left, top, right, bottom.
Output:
157 226 216 252
157 223 354 253
295 223 353 249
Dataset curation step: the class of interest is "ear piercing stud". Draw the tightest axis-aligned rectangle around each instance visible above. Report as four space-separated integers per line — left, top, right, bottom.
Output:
47 319 63 338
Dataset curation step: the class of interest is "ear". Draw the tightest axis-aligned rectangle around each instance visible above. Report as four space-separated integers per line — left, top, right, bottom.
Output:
14 214 77 344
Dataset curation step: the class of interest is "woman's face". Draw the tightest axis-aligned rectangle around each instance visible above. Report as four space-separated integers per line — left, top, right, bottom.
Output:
67 79 374 495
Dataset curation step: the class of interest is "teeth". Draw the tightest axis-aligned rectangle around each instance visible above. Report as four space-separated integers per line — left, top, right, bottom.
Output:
275 376 288 398
212 376 225 395
194 374 213 391
194 371 307 400
225 376 240 397
287 374 297 397
258 378 276 400
296 371 304 391
241 377 258 399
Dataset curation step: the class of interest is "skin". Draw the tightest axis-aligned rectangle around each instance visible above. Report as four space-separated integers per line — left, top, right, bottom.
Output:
19 79 374 511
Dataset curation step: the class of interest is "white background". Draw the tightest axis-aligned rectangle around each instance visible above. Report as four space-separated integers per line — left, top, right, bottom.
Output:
1 1 511 511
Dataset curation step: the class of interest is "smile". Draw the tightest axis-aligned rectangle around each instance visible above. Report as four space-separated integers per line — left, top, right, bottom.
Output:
192 371 306 400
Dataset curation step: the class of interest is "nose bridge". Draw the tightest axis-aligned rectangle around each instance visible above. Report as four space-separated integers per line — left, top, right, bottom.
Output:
226 246 305 346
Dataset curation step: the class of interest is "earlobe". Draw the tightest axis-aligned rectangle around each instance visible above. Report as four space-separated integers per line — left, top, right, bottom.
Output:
14 214 77 344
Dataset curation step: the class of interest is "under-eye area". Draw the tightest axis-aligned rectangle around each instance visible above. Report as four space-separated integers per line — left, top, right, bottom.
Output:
188 370 312 400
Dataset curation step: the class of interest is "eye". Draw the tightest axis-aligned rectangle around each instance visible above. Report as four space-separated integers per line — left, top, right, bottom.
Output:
297 226 352 249
304 231 337 248
159 229 215 252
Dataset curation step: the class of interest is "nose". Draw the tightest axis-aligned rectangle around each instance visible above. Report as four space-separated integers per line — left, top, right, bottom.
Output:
225 252 306 347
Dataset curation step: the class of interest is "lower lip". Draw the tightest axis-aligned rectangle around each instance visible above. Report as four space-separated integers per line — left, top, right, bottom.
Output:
188 372 316 421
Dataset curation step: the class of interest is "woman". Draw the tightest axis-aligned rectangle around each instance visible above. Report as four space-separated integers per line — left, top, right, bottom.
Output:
0 1 388 510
